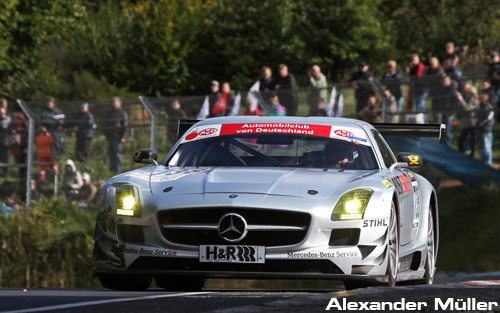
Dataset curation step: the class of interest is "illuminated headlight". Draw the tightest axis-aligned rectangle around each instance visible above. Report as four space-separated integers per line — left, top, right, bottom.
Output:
332 188 373 221
116 185 141 217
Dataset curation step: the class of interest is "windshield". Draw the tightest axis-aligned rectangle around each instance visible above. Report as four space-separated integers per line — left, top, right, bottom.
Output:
167 134 378 170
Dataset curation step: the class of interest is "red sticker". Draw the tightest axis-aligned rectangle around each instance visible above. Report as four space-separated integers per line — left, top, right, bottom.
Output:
334 130 354 137
185 132 198 141
398 174 411 194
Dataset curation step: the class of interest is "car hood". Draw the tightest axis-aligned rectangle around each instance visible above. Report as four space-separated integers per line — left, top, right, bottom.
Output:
146 167 378 199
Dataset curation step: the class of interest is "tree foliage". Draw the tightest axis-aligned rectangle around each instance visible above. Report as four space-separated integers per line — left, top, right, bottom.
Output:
1 0 500 100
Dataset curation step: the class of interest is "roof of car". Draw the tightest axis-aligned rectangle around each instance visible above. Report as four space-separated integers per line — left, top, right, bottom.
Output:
194 116 374 130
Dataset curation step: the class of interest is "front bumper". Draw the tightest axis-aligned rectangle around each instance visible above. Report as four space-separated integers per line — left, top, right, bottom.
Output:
94 192 392 282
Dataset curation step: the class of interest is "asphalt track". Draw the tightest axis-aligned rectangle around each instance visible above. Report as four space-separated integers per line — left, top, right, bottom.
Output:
1 280 499 313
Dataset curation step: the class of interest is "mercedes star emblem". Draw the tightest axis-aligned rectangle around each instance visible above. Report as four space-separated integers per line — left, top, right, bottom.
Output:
218 213 248 242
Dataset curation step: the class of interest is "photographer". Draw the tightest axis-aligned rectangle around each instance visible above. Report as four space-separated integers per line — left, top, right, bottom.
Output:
358 93 382 123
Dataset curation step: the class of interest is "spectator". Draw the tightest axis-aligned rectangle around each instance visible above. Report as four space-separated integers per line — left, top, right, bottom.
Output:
442 42 460 67
384 90 399 123
167 99 187 145
65 102 96 164
307 65 328 115
456 85 479 157
40 96 65 155
35 126 59 181
0 201 12 218
487 51 500 104
427 57 446 120
259 66 275 93
381 60 404 113
60 159 83 204
476 94 495 165
10 112 28 178
407 54 427 115
267 92 286 116
480 80 496 107
97 179 105 190
211 82 235 117
311 98 328 117
480 80 498 123
442 59 464 94
435 76 458 148
103 97 129 173
359 93 382 123
0 107 13 176
30 179 40 202
0 98 10 116
274 64 299 116
243 97 262 116
75 172 97 208
426 57 445 76
197 80 220 119
349 62 375 117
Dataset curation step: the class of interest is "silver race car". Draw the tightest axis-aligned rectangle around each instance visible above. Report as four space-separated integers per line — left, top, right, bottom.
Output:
93 117 443 291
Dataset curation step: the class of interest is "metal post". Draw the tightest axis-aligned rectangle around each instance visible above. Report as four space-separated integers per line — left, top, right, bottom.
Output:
370 78 388 123
138 96 156 149
16 99 35 208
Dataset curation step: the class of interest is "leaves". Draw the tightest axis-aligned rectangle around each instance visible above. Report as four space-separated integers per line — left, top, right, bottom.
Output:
0 197 96 288
1 0 500 100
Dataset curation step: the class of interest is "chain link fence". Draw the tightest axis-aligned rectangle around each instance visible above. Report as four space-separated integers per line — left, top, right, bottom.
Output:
0 74 497 211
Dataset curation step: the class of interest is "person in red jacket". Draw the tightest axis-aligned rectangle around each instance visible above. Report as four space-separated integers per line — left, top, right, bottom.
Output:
407 54 427 118
35 127 59 181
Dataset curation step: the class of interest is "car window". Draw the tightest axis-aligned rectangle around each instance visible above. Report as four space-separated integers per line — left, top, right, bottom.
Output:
167 134 379 170
371 130 396 168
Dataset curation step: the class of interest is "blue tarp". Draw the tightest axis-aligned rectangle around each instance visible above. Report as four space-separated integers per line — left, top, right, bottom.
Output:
385 137 500 183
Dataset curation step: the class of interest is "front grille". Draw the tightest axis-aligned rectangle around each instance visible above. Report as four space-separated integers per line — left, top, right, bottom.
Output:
129 256 342 274
158 208 311 247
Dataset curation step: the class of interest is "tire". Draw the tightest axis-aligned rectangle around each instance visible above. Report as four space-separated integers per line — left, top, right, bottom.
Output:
386 201 399 287
344 201 399 290
422 209 435 284
155 276 205 291
99 275 152 291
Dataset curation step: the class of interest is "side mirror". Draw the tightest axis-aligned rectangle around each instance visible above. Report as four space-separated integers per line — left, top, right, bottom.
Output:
133 149 158 165
397 152 423 168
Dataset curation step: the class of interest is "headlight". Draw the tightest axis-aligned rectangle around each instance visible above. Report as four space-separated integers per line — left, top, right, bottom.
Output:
116 185 141 217
332 188 373 221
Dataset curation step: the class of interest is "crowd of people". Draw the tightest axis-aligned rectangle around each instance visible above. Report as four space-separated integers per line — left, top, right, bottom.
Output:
0 96 128 210
190 42 497 165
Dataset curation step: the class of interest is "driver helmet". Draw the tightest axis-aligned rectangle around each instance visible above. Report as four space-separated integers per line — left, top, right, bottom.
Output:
324 140 355 165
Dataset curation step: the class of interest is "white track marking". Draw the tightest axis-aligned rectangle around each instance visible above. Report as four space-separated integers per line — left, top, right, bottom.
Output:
0 291 211 313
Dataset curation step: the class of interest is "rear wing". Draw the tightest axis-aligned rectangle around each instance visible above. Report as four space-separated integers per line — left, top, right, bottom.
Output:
372 123 447 144
177 120 447 144
178 119 199 139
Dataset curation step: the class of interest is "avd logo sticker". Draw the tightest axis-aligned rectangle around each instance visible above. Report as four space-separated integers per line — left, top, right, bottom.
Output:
334 129 354 137
182 125 222 142
199 128 218 136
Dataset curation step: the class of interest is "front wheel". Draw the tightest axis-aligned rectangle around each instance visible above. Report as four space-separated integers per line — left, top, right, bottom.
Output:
422 210 436 284
386 201 399 287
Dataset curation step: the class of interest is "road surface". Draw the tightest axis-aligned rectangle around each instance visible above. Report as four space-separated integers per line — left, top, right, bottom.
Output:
1 280 499 313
